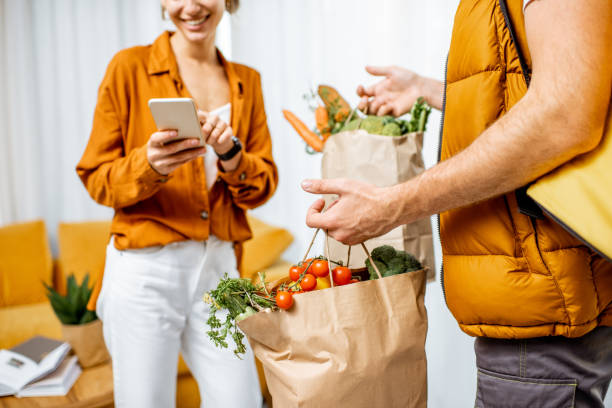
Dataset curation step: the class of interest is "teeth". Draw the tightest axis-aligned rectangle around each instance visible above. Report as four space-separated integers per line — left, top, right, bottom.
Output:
186 17 206 25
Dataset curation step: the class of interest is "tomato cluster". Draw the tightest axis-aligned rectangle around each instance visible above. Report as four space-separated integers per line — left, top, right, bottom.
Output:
276 257 362 310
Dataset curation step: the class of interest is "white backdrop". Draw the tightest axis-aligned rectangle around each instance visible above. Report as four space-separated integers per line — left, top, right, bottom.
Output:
1 1 610 407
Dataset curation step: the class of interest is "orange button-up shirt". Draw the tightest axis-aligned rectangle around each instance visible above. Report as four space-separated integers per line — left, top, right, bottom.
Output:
77 31 278 252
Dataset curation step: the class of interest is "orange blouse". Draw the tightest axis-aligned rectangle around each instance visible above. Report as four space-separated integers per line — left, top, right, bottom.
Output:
77 31 278 252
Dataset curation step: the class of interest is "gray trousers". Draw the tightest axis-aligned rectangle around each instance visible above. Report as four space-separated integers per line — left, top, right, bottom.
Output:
475 326 612 408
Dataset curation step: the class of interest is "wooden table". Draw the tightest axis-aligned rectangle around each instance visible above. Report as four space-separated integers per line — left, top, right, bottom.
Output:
0 363 113 408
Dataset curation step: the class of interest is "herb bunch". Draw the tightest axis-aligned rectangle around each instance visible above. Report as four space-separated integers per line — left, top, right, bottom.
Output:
204 274 276 357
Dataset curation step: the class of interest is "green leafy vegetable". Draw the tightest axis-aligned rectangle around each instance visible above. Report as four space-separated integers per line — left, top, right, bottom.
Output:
365 245 422 280
204 274 276 357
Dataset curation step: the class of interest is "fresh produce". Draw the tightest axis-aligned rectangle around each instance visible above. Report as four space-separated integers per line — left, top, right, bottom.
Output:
282 109 324 152
275 291 294 310
301 274 317 291
284 86 432 153
204 274 276 356
311 259 330 278
204 245 422 357
289 265 305 282
365 245 422 280
332 266 353 286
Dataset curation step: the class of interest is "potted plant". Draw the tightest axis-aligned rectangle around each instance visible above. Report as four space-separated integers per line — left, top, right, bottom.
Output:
44 274 110 368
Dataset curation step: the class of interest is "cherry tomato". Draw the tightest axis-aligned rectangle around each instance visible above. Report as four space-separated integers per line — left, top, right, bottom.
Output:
311 260 330 278
289 265 305 282
301 273 317 291
275 291 294 310
332 266 352 286
302 258 314 273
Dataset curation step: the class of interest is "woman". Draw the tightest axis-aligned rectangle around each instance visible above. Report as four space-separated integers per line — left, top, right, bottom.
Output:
76 1 277 407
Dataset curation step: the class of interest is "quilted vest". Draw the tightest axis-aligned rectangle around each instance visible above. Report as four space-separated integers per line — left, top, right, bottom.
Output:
439 0 612 338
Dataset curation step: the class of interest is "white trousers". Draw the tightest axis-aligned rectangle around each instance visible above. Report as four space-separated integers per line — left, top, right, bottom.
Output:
96 237 262 408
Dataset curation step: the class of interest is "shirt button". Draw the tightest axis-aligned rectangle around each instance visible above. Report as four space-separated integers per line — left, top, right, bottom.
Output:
158 177 169 183
200 211 209 220
239 172 246 181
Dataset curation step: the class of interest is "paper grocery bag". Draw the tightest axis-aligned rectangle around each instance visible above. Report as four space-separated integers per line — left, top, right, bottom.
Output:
322 130 435 279
238 268 428 407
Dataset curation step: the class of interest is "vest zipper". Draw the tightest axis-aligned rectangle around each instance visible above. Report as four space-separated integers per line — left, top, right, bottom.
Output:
437 55 449 307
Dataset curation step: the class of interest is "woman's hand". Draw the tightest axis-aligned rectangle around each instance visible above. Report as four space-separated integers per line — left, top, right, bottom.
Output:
147 130 206 176
198 110 242 172
197 111 234 155
357 66 443 116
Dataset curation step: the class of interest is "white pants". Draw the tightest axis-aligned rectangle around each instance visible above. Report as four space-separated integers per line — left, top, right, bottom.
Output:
96 237 262 408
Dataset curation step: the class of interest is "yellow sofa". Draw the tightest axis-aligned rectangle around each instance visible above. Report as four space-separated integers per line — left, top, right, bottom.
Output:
0 218 293 407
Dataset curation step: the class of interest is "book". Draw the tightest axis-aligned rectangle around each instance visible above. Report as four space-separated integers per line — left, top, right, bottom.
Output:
17 355 81 397
0 336 71 396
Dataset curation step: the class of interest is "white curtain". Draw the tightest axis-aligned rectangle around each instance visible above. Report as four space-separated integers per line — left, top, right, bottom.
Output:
0 0 231 252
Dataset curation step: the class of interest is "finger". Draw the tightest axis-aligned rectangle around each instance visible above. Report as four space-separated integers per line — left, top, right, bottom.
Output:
305 199 329 229
356 84 368 97
216 127 234 147
301 178 351 196
159 138 202 155
357 96 369 112
150 130 178 147
206 121 227 145
164 146 206 165
376 104 393 117
197 110 208 125
369 97 384 115
365 65 392 77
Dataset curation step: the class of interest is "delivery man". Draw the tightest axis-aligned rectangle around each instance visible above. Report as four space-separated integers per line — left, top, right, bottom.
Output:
302 0 612 406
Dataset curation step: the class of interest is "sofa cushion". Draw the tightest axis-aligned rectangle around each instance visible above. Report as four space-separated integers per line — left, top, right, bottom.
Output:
56 221 111 295
0 220 53 307
241 216 293 279
0 301 62 349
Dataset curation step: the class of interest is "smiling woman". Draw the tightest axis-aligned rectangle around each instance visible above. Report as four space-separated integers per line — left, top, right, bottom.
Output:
75 0 276 407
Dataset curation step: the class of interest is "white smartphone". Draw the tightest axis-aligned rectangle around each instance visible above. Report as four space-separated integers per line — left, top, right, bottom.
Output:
148 98 203 144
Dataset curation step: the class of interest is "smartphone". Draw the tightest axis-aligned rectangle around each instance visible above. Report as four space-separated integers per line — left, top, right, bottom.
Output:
148 98 203 145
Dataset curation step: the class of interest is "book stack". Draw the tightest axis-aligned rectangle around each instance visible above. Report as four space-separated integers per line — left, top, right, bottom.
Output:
0 336 81 397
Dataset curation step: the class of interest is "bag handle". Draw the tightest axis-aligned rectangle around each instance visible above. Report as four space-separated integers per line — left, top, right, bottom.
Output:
498 0 544 219
302 228 383 288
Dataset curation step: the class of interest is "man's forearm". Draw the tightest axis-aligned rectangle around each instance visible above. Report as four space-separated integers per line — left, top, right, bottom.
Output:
389 90 604 227
419 77 444 111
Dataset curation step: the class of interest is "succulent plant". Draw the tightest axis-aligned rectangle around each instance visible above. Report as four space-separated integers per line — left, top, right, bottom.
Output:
44 274 97 325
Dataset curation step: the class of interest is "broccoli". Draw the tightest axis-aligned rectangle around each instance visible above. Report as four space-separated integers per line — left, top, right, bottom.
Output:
365 245 422 280
342 119 361 132
381 122 402 136
360 116 385 135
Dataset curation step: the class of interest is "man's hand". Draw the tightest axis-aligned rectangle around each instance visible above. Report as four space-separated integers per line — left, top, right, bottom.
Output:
357 66 443 116
147 131 205 176
302 179 402 245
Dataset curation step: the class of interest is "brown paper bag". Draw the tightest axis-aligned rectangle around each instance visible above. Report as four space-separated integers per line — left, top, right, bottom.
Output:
322 130 435 279
61 319 110 368
239 240 428 407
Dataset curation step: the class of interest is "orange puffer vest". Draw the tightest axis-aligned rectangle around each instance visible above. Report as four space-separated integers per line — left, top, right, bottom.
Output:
439 0 612 338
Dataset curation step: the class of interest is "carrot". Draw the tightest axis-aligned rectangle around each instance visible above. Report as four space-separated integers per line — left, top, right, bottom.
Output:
282 110 324 152
334 107 350 123
315 105 330 134
318 85 351 113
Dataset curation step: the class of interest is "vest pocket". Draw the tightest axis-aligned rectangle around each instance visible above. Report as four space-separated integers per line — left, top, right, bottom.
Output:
476 368 576 408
